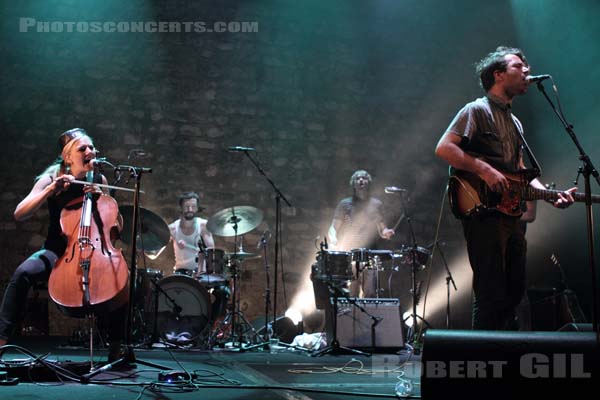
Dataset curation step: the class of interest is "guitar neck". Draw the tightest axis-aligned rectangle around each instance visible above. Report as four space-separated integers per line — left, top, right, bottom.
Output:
524 187 600 204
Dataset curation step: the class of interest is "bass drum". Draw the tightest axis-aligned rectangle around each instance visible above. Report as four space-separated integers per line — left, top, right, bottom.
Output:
150 275 211 345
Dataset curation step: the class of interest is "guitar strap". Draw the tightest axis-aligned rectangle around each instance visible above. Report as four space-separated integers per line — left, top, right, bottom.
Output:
511 112 542 176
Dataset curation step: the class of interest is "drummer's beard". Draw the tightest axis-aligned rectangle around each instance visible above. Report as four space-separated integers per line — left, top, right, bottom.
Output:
183 212 196 221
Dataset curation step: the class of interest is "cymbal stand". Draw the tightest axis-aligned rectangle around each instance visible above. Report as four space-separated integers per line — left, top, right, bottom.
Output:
81 164 169 383
209 216 260 349
242 231 274 352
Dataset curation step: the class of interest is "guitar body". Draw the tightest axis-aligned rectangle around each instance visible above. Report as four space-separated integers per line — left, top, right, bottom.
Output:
448 169 538 219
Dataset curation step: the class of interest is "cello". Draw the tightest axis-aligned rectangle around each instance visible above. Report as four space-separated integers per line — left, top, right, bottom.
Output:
49 171 129 318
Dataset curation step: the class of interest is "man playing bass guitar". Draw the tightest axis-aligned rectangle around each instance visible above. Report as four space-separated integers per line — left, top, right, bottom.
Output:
435 46 576 330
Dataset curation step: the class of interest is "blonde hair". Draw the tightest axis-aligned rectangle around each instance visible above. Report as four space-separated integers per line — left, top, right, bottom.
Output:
36 129 93 181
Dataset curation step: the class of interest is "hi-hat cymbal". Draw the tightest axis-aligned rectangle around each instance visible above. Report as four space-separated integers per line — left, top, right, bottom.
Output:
226 251 260 260
207 205 263 237
119 205 171 252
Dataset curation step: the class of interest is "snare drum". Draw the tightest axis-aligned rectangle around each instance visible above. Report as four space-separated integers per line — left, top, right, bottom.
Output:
314 250 353 281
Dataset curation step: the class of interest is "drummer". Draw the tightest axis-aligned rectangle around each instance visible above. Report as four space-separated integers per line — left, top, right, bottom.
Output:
168 192 230 322
328 170 395 297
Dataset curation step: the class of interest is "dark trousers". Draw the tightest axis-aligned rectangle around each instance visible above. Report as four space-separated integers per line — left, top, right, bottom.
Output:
462 213 527 330
0 249 126 341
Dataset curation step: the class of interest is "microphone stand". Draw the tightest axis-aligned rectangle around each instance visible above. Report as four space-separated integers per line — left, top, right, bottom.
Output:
396 191 431 348
312 283 370 357
81 164 169 383
535 80 599 342
237 150 292 336
432 241 457 329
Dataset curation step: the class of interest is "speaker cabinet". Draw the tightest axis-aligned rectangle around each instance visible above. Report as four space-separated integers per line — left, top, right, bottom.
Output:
422 329 600 400
519 288 587 331
326 298 403 349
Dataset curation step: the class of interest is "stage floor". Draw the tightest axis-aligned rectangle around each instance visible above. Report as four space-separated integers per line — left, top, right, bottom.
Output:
0 336 417 399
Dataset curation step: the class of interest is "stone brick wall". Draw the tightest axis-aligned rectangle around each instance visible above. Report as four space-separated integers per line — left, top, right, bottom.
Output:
1 1 537 336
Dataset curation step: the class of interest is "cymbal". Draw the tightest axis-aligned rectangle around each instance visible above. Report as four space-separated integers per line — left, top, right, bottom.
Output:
207 205 263 237
118 205 171 252
226 251 260 260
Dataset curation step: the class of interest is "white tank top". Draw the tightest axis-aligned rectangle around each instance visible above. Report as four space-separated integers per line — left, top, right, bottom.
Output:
171 218 202 271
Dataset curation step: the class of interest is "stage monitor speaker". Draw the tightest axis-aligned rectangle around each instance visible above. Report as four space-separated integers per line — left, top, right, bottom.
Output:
421 329 600 400
520 288 587 331
558 323 593 332
326 298 403 349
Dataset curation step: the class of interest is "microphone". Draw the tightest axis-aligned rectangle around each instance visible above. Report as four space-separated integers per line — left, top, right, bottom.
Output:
90 157 109 167
228 146 256 152
128 149 147 160
526 74 551 83
384 186 407 193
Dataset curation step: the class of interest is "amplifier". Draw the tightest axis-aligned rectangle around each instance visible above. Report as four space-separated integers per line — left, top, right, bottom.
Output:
326 298 404 349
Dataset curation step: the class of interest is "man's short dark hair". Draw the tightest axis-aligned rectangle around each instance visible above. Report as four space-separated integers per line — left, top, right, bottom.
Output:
349 170 372 188
178 191 200 208
476 46 528 91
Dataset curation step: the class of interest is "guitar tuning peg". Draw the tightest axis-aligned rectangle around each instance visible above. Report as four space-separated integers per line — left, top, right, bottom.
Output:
545 182 556 190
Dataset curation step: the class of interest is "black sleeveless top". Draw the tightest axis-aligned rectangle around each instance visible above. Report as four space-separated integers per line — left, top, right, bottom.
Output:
44 173 102 256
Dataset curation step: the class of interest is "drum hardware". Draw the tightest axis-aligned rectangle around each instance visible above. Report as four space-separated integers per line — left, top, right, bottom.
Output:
312 240 370 357
198 247 228 287
208 257 261 349
226 250 260 260
350 249 395 298
206 207 263 349
132 268 163 345
388 189 432 349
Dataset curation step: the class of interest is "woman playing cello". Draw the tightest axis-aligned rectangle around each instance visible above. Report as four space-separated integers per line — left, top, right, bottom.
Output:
0 128 126 361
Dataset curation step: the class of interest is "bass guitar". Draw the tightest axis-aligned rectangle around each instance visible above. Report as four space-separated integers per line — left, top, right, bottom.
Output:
447 168 600 218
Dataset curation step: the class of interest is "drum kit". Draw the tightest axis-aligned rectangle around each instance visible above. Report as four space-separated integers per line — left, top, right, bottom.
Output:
119 204 264 348
313 246 431 290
